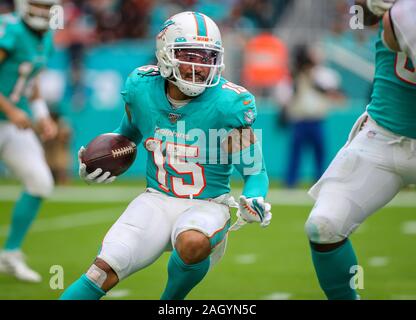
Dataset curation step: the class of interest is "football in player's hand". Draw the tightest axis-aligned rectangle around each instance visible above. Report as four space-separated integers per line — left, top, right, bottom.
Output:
81 133 137 176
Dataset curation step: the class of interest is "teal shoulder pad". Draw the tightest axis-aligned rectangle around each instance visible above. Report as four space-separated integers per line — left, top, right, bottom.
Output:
217 78 257 128
0 14 21 52
121 65 162 104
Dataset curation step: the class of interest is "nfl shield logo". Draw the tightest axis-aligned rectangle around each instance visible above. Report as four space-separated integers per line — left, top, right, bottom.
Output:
168 113 181 123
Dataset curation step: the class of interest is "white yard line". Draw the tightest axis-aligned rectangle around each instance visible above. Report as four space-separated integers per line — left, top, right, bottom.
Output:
367 257 390 267
0 186 141 203
1 186 415 207
401 221 416 235
234 254 257 265
263 292 293 300
104 289 131 299
0 207 123 237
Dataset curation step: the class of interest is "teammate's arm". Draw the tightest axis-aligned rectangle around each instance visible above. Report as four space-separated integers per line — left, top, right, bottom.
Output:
0 93 31 129
30 76 57 141
0 49 32 129
381 0 416 66
382 10 400 52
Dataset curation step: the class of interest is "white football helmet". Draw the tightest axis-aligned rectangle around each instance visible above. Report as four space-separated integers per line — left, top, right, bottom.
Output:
156 11 225 97
15 0 61 31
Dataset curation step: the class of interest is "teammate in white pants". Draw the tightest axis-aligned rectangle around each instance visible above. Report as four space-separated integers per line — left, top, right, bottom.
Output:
0 0 60 282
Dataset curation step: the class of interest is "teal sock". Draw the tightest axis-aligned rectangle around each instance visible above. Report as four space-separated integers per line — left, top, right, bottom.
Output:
4 192 42 251
59 274 106 300
310 239 358 300
161 249 210 300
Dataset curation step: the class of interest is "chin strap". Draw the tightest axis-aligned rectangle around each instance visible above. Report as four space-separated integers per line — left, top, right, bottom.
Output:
170 78 206 97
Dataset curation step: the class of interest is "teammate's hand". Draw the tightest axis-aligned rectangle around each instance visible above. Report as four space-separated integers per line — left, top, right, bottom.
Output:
78 147 116 184
230 196 272 231
367 0 396 16
6 107 31 129
37 117 58 141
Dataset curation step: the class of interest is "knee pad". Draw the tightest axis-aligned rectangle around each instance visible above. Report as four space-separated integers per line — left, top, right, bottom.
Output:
98 242 132 280
86 264 108 288
305 215 345 244
305 194 364 244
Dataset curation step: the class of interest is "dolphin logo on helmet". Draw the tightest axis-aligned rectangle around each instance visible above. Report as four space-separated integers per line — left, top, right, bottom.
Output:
156 11 225 97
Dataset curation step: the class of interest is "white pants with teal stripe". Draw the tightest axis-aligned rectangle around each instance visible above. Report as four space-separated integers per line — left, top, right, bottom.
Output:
98 188 231 280
306 114 416 244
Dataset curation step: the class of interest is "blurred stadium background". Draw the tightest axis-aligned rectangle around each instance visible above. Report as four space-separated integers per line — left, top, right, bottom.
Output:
1 0 416 300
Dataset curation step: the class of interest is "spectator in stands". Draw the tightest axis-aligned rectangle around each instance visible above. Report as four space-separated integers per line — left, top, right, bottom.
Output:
55 1 96 110
0 0 13 13
117 0 154 39
241 32 290 97
89 0 122 42
234 0 292 29
279 44 344 188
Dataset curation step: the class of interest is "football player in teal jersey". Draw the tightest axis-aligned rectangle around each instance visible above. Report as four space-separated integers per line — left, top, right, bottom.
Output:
60 11 271 300
305 0 416 299
0 0 60 282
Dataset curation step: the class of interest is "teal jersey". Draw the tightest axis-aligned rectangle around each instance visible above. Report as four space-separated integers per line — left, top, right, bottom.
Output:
367 25 416 138
119 65 259 199
0 13 54 120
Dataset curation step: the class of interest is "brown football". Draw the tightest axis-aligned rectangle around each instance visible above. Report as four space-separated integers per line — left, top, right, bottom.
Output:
81 133 137 176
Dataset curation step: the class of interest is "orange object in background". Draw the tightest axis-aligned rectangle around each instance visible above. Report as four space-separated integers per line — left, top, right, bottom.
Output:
242 33 290 89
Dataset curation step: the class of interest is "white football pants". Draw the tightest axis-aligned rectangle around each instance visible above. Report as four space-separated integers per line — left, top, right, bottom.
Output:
305 113 416 244
0 121 53 197
97 188 231 280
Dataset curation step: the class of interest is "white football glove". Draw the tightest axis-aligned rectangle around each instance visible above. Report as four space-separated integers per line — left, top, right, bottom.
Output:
78 147 116 184
367 0 396 16
229 196 272 231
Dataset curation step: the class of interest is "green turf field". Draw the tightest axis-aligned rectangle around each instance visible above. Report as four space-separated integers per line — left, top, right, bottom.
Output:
1 182 416 300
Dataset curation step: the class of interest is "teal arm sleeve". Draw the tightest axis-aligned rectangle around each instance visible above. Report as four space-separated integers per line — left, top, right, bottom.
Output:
113 113 143 145
232 142 269 198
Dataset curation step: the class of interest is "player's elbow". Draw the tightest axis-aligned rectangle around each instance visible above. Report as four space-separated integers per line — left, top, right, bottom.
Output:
382 11 401 52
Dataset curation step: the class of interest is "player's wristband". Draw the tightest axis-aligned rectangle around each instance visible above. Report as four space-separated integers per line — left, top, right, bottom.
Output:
30 98 50 120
